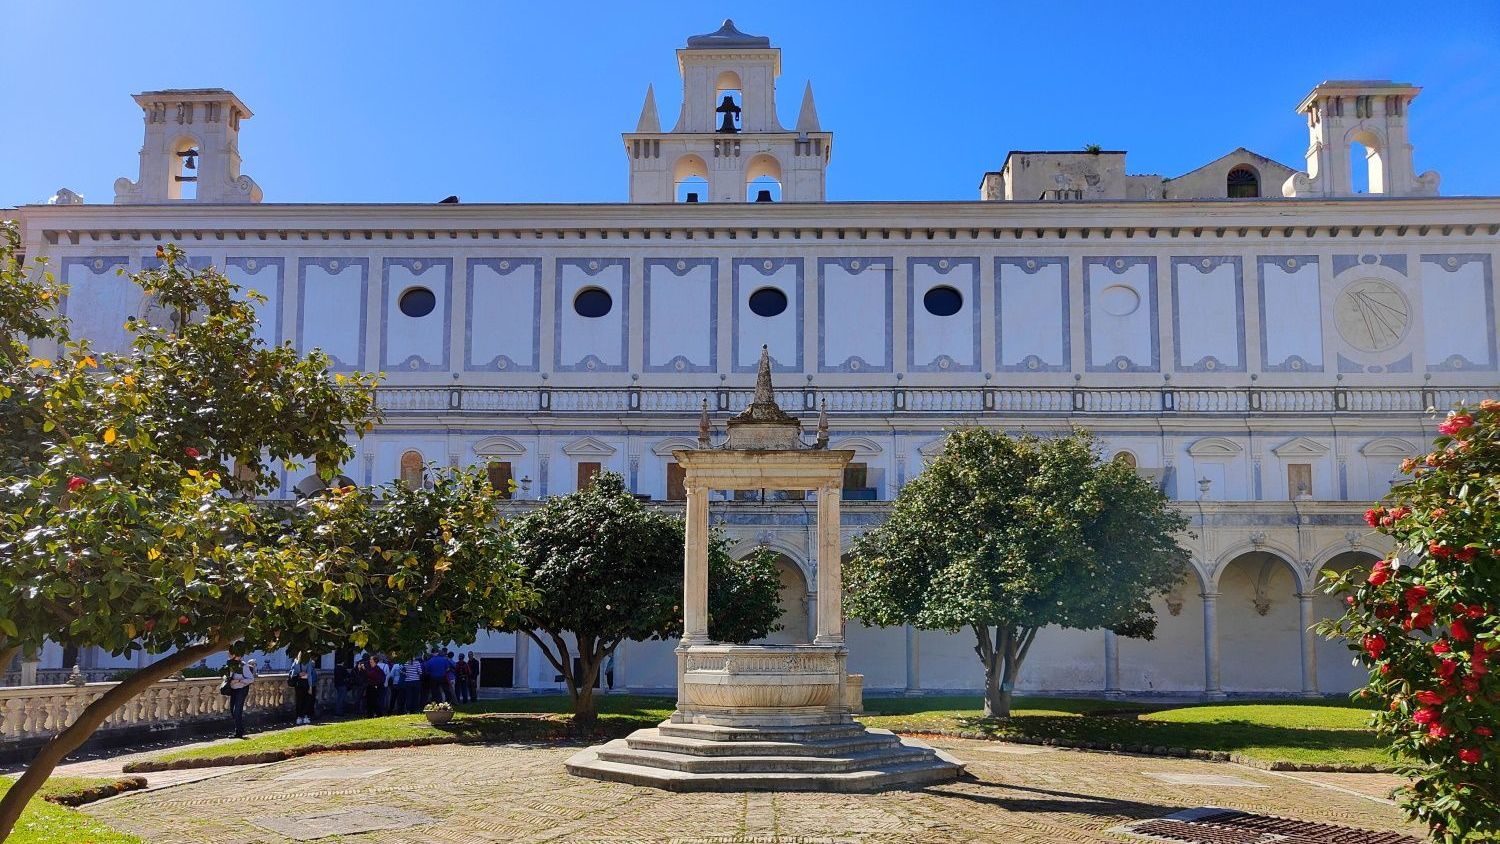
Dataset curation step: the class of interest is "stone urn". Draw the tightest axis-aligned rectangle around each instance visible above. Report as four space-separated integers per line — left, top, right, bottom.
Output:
424 707 453 726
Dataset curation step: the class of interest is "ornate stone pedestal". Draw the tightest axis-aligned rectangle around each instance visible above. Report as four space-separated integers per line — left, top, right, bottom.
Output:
568 349 962 791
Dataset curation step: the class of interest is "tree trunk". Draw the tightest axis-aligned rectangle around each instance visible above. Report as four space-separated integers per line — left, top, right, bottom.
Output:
572 637 604 734
0 640 223 842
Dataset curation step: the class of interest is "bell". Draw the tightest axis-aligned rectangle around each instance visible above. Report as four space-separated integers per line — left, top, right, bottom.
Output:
754 189 773 203
178 148 198 170
715 94 741 134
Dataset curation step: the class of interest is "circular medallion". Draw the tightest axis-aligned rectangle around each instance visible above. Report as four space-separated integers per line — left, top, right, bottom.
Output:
329 260 339 271
499 260 510 271
1099 284 1140 316
1285 258 1298 270
412 260 423 272
245 259 257 271
1334 279 1410 352
93 258 103 270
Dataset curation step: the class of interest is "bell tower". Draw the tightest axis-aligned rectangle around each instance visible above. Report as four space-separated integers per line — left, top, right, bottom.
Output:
623 20 831 203
115 88 263 204
1282 80 1439 198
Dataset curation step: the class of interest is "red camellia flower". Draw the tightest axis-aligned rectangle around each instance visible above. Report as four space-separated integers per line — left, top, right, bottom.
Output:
1437 661 1460 684
1405 605 1435 631
1437 413 1474 436
1364 507 1383 527
1364 634 1387 659
1430 508 1447 520
1458 747 1483 764
1476 726 1494 738
1414 706 1441 726
1454 547 1477 563
1451 618 1473 642
66 476 87 493
1390 506 1411 520
1404 586 1429 610
1368 560 1392 586
1417 690 1447 705
1429 724 1453 740
1429 542 1451 559
1345 595 1356 606
184 446 200 459
1433 639 1453 655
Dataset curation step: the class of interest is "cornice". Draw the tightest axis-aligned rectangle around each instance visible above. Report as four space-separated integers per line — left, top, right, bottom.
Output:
12 197 1500 246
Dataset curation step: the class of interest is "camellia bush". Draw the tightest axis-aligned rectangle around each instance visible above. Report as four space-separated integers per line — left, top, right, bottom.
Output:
1320 402 1498 842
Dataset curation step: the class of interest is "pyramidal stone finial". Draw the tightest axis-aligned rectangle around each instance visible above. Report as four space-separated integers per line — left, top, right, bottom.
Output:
698 398 711 447
753 345 775 406
815 398 829 449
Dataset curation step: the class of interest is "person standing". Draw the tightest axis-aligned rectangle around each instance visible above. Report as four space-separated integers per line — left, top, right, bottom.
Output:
403 654 423 713
224 655 256 739
332 659 350 718
362 655 384 717
604 653 615 691
466 652 480 701
423 649 452 704
385 655 403 715
454 655 471 704
291 656 318 725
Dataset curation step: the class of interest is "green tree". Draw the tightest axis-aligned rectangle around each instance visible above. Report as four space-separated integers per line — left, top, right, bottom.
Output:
0 236 388 839
501 472 782 730
844 428 1190 718
1320 403 1499 842
314 465 535 661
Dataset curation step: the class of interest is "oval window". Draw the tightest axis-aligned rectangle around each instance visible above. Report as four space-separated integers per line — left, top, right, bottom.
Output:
573 287 613 318
923 285 963 317
1099 284 1141 316
398 287 436 318
748 287 788 317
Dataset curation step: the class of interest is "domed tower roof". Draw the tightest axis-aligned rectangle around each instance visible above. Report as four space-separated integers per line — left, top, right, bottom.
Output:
685 19 771 49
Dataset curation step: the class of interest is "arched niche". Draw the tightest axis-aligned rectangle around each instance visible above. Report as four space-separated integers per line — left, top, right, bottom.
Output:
745 153 782 202
674 154 709 203
1216 550 1303 693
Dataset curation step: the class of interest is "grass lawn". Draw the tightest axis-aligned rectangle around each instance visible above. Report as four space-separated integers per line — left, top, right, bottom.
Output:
861 696 1388 768
141 693 1388 770
0 777 144 844
149 694 675 764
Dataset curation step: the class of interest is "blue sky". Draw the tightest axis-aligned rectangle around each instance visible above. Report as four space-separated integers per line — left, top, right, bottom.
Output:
3 2 1498 206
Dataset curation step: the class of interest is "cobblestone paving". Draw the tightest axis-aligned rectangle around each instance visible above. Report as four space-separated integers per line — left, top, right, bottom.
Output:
83 740 1421 843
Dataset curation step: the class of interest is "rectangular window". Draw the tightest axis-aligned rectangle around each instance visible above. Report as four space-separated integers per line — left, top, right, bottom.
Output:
842 463 877 501
666 463 686 501
478 656 514 688
486 461 513 499
577 461 602 491
1287 463 1313 499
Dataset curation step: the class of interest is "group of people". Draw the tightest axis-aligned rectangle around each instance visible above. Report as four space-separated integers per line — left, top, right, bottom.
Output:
332 649 483 718
220 648 485 739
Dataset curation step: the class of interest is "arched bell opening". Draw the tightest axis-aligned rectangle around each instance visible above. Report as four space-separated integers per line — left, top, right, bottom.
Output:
170 136 200 201
745 153 782 203
714 70 743 134
674 154 710 203
1217 550 1303 693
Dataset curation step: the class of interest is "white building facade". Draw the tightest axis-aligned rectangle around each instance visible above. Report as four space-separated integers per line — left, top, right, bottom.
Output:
9 22 1497 698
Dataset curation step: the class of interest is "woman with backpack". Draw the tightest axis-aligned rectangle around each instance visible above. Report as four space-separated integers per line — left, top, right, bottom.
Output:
289 655 318 725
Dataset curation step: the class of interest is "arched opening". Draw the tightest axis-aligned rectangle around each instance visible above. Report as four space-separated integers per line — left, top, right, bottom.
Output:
399 449 425 488
1113 451 1138 469
1118 571 1204 693
1226 165 1260 198
1217 551 1303 693
745 153 782 203
714 70 743 134
1315 550 1381 693
752 553 809 645
1348 130 1385 195
172 137 199 201
674 154 709 203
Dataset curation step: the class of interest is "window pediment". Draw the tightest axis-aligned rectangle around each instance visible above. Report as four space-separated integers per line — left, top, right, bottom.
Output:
1187 436 1242 458
561 436 617 458
1359 436 1415 458
1270 436 1329 458
474 436 526 458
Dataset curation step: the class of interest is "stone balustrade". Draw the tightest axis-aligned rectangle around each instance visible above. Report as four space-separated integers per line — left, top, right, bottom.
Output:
0 674 334 743
375 385 1490 418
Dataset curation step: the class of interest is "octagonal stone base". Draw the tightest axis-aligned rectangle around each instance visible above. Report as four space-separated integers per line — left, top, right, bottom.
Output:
567 644 962 792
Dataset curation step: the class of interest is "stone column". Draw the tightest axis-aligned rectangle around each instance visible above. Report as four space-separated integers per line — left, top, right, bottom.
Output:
513 632 531 691
1103 630 1122 698
814 483 843 645
1201 591 1225 699
904 625 921 695
1298 592 1320 698
681 483 710 644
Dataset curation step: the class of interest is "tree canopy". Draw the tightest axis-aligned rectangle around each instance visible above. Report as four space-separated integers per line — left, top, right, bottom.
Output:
844 427 1190 717
500 471 782 728
1321 403 1499 842
0 235 528 839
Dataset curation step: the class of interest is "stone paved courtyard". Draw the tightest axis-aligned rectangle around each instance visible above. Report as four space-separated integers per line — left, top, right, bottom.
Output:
80 739 1421 843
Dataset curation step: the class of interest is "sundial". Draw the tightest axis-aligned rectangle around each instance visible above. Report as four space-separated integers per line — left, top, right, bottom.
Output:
1334 279 1410 352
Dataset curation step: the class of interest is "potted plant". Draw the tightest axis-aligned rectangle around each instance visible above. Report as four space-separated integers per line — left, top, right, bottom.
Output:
423 701 453 726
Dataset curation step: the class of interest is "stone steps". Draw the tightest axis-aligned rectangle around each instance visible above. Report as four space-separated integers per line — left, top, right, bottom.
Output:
599 742 934 774
656 721 868 743
625 727 903 758
567 738 965 793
